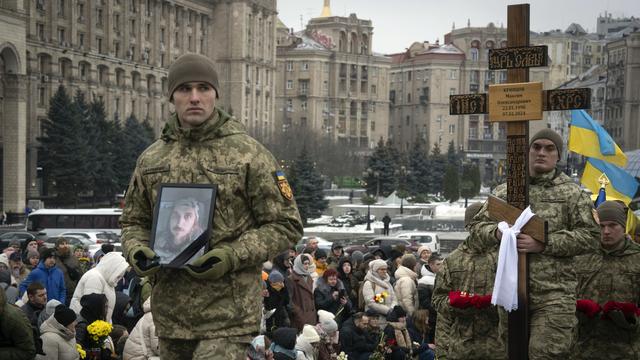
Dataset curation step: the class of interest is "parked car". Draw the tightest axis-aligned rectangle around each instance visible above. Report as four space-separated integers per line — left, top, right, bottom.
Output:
344 237 417 256
328 209 375 227
394 232 440 254
297 236 333 252
0 232 37 251
88 243 123 258
42 235 93 249
59 231 120 245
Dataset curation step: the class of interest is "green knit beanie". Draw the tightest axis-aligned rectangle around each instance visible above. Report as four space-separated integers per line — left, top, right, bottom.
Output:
530 128 563 158
597 201 627 228
168 53 220 100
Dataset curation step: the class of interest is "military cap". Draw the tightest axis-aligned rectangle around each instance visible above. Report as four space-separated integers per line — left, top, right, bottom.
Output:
530 128 563 157
168 53 220 100
597 200 627 228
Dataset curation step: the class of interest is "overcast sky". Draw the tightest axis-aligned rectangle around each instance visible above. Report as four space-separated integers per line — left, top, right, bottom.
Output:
276 0 640 54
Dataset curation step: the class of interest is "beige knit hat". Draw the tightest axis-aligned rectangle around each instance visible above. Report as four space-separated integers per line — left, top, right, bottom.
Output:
167 53 220 100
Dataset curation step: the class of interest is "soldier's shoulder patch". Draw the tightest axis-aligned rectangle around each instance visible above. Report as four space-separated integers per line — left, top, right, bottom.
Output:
592 208 600 225
275 170 293 201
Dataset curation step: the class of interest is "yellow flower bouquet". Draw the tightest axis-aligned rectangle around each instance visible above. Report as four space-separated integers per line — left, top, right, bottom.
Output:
373 291 389 304
76 344 86 359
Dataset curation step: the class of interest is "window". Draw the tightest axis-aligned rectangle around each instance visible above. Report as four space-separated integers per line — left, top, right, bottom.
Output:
97 9 103 27
286 62 293 71
407 93 412 103
286 99 293 112
406 115 410 126
286 80 293 90
58 0 65 17
449 70 458 79
449 124 455 134
407 71 412 81
78 32 85 47
449 88 456 96
37 23 45 41
130 19 136 35
299 80 309 94
146 23 151 40
470 48 479 61
371 85 377 95
58 28 66 45
114 41 120 57
302 62 309 71
301 101 307 111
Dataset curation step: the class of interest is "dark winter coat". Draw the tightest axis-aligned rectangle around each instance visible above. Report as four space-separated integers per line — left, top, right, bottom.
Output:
0 287 37 359
337 258 360 306
20 301 44 328
55 253 83 306
287 271 316 331
314 276 351 323
339 318 377 359
264 282 291 334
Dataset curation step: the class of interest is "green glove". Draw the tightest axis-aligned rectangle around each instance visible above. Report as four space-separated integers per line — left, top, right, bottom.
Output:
129 246 161 277
607 310 638 331
185 246 237 280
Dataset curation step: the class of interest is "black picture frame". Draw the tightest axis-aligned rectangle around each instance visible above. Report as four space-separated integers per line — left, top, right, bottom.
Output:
149 183 217 268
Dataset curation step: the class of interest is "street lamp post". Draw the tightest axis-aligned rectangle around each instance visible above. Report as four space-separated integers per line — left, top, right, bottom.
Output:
365 168 381 199
395 166 410 214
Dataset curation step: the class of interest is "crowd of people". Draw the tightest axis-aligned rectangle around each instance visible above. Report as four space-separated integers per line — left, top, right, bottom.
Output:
0 238 157 359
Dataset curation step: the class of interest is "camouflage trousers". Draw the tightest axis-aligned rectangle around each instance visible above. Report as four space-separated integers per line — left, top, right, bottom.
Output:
159 336 251 360
528 300 577 360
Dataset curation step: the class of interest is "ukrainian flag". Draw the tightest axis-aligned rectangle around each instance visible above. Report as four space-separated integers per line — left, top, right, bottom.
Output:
594 186 606 207
569 110 627 167
581 158 639 205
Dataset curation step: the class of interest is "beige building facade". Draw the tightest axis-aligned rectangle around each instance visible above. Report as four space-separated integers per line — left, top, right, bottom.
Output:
0 0 277 214
605 30 640 151
275 13 390 150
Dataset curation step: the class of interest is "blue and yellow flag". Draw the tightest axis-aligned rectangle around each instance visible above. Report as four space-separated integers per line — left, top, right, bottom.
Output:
582 158 639 205
569 110 627 167
594 186 606 208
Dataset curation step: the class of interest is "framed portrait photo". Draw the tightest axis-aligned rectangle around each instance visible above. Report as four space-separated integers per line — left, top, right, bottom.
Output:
149 184 217 268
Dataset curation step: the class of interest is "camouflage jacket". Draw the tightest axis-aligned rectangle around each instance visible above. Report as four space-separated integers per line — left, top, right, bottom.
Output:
574 237 640 359
120 108 303 340
468 169 600 306
432 238 507 360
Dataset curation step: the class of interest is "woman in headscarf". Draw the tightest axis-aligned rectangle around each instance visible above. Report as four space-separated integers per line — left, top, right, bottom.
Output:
336 258 359 307
287 253 316 331
362 259 397 328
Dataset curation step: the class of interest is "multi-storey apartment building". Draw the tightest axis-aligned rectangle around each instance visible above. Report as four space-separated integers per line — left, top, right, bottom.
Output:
605 30 640 151
0 0 278 214
276 11 390 150
387 41 465 152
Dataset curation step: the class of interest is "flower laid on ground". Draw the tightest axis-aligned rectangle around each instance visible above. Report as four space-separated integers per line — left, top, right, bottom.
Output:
76 344 86 359
374 291 389 304
87 320 112 345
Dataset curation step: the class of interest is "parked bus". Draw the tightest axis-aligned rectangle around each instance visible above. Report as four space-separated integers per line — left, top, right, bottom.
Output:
26 208 122 238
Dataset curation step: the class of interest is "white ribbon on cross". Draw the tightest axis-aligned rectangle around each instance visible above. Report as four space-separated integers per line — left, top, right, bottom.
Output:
491 206 535 312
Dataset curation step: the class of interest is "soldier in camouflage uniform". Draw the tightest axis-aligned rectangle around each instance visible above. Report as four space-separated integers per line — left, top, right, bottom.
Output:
468 129 600 360
574 201 640 359
119 53 303 359
432 202 507 359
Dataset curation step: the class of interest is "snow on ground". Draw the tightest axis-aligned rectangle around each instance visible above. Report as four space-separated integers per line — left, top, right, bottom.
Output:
431 199 486 219
306 215 334 225
304 222 402 234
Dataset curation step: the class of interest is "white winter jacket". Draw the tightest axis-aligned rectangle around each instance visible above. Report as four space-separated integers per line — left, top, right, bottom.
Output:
393 265 418 316
38 315 79 360
123 298 159 360
362 269 397 316
69 252 129 323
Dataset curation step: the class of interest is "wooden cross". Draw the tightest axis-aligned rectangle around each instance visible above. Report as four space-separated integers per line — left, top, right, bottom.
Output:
447 4 592 360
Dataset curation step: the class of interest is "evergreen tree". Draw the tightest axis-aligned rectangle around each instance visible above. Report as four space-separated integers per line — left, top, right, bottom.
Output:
116 114 155 190
443 165 460 203
288 147 328 224
428 142 446 196
406 137 430 197
446 140 461 169
460 163 481 207
39 86 91 205
88 99 119 203
363 138 399 197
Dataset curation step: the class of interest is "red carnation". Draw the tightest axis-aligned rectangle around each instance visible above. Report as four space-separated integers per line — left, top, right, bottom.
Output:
603 301 638 317
472 294 493 309
386 338 397 346
576 299 602 318
449 291 471 309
